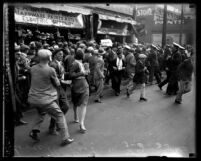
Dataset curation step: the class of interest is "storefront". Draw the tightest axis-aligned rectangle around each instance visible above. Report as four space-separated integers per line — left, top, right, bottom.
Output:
135 5 195 46
93 10 137 44
14 4 92 44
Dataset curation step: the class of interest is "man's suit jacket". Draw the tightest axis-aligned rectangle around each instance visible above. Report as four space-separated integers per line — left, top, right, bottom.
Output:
110 57 125 75
49 59 65 80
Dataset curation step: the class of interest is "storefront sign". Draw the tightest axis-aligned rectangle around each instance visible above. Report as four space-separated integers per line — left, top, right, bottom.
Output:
15 7 84 28
136 8 153 17
100 39 113 47
98 27 130 36
154 8 183 25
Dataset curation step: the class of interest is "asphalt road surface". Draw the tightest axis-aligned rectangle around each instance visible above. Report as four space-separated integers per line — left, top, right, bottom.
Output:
14 76 196 157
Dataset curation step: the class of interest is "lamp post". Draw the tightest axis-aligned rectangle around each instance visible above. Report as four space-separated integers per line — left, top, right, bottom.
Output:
162 4 167 48
179 4 184 45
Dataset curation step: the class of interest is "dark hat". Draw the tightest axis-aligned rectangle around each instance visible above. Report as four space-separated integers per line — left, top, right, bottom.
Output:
75 49 84 60
48 47 54 52
52 48 64 58
98 48 105 55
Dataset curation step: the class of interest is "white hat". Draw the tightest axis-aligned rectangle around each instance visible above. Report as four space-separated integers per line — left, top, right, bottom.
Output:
124 45 131 50
151 44 159 50
139 54 147 59
53 45 59 49
173 42 185 49
87 46 94 52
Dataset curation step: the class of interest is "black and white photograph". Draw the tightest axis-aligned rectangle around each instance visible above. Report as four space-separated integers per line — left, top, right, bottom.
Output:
2 3 196 157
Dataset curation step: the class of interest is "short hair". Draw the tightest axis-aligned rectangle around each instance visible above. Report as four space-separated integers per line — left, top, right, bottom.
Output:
75 49 84 60
38 49 52 62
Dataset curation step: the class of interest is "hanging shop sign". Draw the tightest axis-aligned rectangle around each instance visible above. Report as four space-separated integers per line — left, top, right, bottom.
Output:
100 39 113 47
15 7 84 28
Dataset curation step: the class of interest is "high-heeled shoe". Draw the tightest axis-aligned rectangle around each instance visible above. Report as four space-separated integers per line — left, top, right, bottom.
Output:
79 125 86 134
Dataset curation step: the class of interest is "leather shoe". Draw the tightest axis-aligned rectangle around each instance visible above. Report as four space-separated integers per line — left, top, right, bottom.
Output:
139 97 148 101
61 138 74 146
49 129 59 135
158 85 162 90
175 100 181 104
79 125 86 134
126 90 130 98
94 99 102 103
29 130 40 141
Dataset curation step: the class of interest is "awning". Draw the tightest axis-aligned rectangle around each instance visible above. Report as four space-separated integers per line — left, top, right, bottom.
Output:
15 6 85 28
99 14 137 25
98 27 130 36
24 3 92 15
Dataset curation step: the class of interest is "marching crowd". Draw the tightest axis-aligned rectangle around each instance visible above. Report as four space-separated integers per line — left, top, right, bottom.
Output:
14 35 194 146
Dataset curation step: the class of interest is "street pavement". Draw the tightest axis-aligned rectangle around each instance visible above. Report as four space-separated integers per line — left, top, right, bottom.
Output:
14 76 196 157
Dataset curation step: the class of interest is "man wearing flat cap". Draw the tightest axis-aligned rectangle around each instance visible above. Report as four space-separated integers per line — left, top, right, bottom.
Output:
147 44 161 85
28 49 74 145
124 45 137 97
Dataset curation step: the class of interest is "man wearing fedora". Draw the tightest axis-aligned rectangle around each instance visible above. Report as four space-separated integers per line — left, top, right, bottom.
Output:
48 48 70 135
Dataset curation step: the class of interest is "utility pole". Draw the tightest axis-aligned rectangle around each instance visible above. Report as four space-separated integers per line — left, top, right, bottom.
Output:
179 4 184 45
162 4 167 48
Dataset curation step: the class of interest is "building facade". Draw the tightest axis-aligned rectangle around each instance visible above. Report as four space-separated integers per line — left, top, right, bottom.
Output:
135 4 196 46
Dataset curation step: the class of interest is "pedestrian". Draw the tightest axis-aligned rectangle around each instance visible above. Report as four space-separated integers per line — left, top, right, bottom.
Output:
166 42 183 95
110 47 126 96
158 45 172 90
104 46 113 85
147 44 161 85
48 48 71 135
70 49 90 133
174 53 194 104
28 49 73 145
132 54 149 101
124 45 136 98
93 49 105 103
14 44 28 126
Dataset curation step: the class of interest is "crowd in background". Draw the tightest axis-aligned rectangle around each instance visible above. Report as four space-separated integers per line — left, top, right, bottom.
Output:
14 30 195 145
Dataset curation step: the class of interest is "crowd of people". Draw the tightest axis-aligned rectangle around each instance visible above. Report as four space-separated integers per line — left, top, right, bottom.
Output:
14 32 195 146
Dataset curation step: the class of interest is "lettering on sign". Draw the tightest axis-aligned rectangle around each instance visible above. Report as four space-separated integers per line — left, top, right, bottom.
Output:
15 7 83 28
136 8 152 16
154 8 184 25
